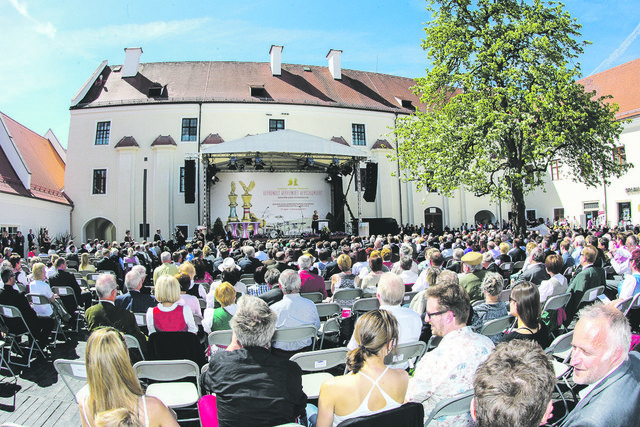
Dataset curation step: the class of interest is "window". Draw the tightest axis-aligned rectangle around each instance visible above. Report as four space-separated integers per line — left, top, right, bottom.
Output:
550 160 562 181
92 169 107 194
179 167 185 193
181 118 198 142
352 124 366 146
269 119 285 132
95 121 110 145
526 209 536 222
553 208 565 222
614 146 626 165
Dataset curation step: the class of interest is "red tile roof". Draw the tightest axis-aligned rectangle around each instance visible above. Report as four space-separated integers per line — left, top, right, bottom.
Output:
202 133 225 145
372 139 394 149
0 112 71 205
151 135 177 147
578 58 640 120
115 136 139 148
331 136 349 146
73 61 424 115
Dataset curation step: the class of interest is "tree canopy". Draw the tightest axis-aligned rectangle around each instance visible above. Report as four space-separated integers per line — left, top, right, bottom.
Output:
393 0 631 236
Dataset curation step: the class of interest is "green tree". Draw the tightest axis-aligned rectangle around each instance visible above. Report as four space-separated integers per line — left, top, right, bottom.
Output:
393 0 631 236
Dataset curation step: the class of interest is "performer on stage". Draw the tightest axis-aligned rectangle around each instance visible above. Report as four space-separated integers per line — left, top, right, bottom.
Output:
312 210 320 234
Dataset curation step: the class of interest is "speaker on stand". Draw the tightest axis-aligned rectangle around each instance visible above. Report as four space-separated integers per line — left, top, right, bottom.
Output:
363 162 378 203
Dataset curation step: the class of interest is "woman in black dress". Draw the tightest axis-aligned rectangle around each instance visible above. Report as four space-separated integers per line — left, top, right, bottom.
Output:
502 281 551 349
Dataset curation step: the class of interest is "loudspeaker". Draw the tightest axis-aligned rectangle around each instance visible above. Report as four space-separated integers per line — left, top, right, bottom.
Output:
331 175 345 232
363 162 377 202
184 160 196 204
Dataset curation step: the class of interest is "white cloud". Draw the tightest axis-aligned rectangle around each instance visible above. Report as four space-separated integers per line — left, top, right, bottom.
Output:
591 20 640 75
7 0 56 38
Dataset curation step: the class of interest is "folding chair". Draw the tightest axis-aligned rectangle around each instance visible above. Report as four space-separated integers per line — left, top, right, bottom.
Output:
208 329 233 351
498 288 512 302
133 360 201 422
273 325 318 351
134 312 147 328
579 285 605 305
511 261 525 273
423 389 474 426
290 347 349 398
471 300 484 308
25 293 67 346
318 316 341 349
336 402 424 427
403 291 418 305
351 297 380 315
545 331 576 410
383 341 427 368
51 285 85 332
0 304 47 367
543 293 572 313
478 315 515 337
124 334 146 361
53 359 88 402
301 292 324 303
332 288 362 305
0 340 17 408
316 302 341 319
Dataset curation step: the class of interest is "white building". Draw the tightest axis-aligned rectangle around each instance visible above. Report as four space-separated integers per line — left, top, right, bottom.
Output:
0 112 73 254
64 47 640 242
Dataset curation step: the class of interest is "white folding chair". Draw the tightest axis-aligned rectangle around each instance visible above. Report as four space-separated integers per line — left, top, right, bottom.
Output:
133 359 200 422
124 334 145 360
273 325 318 351
290 347 349 398
332 288 362 305
53 358 88 402
351 297 380 314
318 317 341 349
208 329 233 351
301 292 324 303
423 389 474 426
383 341 427 368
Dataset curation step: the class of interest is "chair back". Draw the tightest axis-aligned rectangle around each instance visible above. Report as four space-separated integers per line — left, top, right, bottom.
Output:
301 292 324 303
498 288 512 302
333 288 362 302
351 297 380 314
133 359 200 384
0 304 24 323
472 300 484 308
134 312 147 327
75 277 89 289
51 285 79 305
384 341 427 366
500 262 513 272
26 293 52 308
290 347 348 372
512 261 525 272
542 292 571 313
423 389 474 426
53 359 88 402
478 315 514 337
273 325 317 350
545 331 574 363
403 291 418 305
316 302 341 318
195 281 211 295
208 329 233 348
579 285 604 304
147 331 206 366
337 402 424 427
124 334 146 360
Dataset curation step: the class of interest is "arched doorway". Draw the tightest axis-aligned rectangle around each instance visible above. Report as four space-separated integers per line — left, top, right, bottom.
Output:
83 217 116 242
474 210 496 226
424 207 443 234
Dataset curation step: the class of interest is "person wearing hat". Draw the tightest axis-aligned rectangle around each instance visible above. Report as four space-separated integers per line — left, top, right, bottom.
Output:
459 251 487 303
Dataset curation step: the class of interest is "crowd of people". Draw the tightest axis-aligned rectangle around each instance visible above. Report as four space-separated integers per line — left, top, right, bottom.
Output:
0 221 639 426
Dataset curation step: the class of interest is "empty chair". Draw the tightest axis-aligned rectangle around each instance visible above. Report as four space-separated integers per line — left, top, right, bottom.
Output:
51 285 85 332
333 288 362 305
316 302 341 319
318 317 341 349
133 359 201 422
290 347 349 398
53 359 88 402
0 304 48 367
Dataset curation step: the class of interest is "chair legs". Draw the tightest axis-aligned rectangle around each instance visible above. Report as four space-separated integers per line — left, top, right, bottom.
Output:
5 333 47 368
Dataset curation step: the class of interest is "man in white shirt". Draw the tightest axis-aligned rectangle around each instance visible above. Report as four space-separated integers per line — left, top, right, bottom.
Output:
347 273 422 368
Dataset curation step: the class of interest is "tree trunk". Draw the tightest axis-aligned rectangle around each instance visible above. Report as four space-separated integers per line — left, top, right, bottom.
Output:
510 181 527 238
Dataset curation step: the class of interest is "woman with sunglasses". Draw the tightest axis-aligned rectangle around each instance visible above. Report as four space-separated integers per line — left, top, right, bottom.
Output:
503 281 551 349
315 309 408 427
78 328 179 427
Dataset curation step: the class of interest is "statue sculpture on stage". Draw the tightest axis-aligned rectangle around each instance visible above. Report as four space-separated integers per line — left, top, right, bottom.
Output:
239 180 256 227
227 181 239 223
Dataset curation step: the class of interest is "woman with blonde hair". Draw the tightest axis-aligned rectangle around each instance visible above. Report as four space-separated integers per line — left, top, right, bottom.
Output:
28 262 58 317
145 275 197 335
316 309 408 426
202 282 237 334
80 253 96 272
78 328 178 427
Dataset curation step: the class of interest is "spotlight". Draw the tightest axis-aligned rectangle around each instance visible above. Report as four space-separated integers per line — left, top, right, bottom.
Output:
302 157 315 169
340 163 353 175
325 176 332 183
269 165 275 173
244 158 253 166
212 176 220 184
227 157 237 170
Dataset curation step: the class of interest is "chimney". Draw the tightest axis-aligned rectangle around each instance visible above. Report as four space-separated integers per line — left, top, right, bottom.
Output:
327 49 342 80
270 45 283 76
122 47 143 78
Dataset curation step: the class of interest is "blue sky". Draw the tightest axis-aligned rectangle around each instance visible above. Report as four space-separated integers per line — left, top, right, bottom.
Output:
1 0 639 147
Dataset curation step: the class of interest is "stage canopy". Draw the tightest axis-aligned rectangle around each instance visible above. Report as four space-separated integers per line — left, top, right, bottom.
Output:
200 129 368 172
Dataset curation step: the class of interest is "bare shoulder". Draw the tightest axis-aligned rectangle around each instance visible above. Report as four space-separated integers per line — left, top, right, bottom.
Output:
145 396 180 427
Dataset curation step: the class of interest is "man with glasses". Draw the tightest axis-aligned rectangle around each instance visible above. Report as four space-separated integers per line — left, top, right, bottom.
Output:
406 281 494 425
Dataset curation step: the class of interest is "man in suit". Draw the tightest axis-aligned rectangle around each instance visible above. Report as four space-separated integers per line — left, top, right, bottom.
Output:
565 245 606 323
507 238 526 262
115 269 157 313
85 274 147 352
515 247 550 286
0 268 53 346
237 246 262 275
48 258 92 319
562 304 640 426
